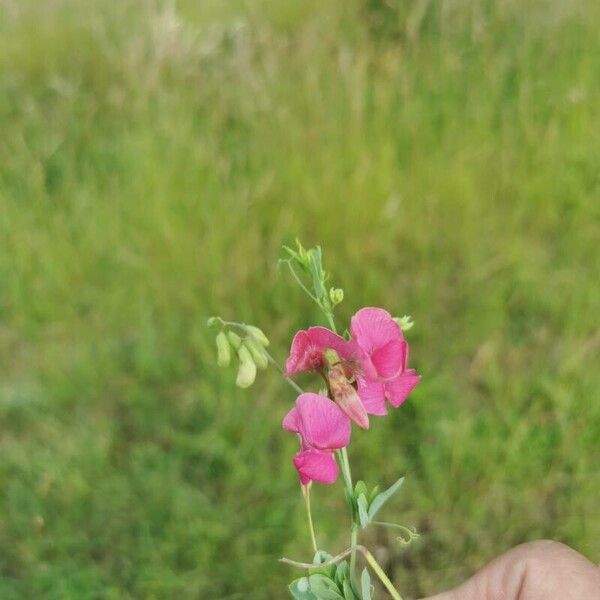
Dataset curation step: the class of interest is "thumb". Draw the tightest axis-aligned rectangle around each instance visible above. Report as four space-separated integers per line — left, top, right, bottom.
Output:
419 540 600 600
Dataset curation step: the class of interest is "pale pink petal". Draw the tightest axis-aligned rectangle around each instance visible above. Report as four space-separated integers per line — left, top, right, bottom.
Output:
386 369 421 408
282 407 299 432
351 308 403 354
333 384 370 429
285 330 311 375
293 449 338 485
371 339 406 380
295 393 351 450
307 327 355 362
356 376 388 416
285 327 353 375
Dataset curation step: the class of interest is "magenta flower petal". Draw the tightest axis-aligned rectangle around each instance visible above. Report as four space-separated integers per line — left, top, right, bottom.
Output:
356 376 388 416
295 393 351 450
351 307 403 354
351 307 404 380
371 339 407 380
282 406 299 432
293 449 339 485
386 369 421 408
285 327 354 375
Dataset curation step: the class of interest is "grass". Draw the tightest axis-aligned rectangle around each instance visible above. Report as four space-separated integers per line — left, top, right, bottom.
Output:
0 0 599 598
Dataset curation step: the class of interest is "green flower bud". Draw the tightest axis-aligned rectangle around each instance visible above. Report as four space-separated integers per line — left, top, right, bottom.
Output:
394 315 414 331
245 325 269 347
227 331 242 350
215 331 231 367
329 287 344 306
244 338 268 370
236 345 257 388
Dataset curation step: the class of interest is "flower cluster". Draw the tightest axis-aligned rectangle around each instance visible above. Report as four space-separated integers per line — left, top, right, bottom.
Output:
283 307 420 485
210 241 422 599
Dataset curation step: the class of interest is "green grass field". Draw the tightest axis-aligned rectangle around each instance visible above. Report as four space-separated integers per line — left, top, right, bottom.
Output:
1 0 599 598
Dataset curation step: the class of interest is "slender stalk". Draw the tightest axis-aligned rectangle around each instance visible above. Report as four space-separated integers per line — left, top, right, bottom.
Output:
339 447 353 489
301 484 318 554
362 548 403 600
350 524 358 580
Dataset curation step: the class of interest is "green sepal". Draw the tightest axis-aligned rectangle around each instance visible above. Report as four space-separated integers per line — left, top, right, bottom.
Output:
308 574 344 600
368 477 405 521
289 577 318 600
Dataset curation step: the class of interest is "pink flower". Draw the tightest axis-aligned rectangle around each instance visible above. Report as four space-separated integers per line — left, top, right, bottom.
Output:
285 326 354 375
283 393 351 485
351 307 406 381
351 307 421 414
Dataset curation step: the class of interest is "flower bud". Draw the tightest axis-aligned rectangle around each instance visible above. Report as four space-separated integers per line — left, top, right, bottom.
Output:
394 315 414 331
245 325 270 347
329 287 344 306
244 338 268 370
236 345 257 388
227 331 242 350
215 331 231 368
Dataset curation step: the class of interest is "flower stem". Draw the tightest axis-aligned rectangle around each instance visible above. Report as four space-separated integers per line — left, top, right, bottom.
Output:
363 548 403 600
350 523 358 582
301 484 318 554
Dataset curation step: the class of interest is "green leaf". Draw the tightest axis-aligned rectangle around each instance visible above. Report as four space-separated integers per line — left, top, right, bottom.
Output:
357 494 370 529
354 480 368 498
344 488 357 521
308 574 344 600
313 551 333 565
361 569 373 600
308 246 325 299
334 561 350 588
368 485 380 504
310 551 335 579
289 577 318 600
368 477 405 521
342 579 358 600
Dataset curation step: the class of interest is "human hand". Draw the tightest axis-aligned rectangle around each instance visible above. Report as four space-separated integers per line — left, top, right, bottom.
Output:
420 540 600 600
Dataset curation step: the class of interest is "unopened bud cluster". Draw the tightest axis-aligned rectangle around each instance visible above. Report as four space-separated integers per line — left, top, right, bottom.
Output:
209 319 270 388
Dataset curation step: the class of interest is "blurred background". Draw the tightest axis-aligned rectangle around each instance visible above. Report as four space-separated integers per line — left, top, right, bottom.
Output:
1 0 599 598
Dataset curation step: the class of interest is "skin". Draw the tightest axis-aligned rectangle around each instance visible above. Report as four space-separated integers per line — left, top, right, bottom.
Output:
420 541 600 600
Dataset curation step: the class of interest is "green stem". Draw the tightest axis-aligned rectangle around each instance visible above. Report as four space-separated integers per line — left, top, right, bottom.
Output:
302 484 318 554
350 524 358 582
363 548 403 600
325 311 337 334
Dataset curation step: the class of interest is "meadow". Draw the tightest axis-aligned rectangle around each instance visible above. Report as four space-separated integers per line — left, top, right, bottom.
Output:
0 0 599 598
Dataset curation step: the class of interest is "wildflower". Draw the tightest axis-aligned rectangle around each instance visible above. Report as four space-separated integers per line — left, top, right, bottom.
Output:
285 327 354 376
283 393 351 485
350 307 407 381
351 308 421 414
